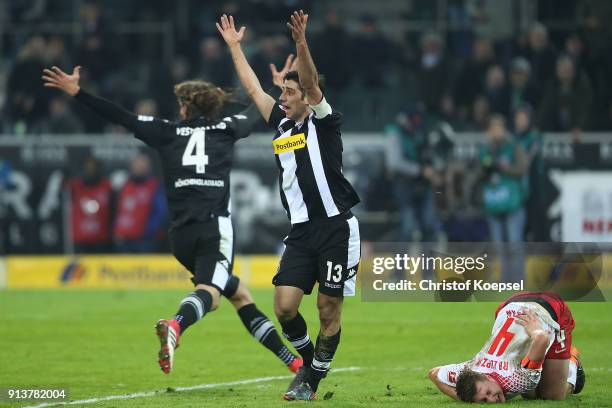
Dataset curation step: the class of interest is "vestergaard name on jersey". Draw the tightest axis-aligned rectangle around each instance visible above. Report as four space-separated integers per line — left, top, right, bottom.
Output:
176 115 246 136
176 123 225 136
175 178 225 188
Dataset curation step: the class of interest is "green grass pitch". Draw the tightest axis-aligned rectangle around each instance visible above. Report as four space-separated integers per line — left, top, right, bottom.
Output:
0 290 610 407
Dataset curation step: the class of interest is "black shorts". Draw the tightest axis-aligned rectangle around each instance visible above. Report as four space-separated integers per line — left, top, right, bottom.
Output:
273 212 360 297
169 215 236 295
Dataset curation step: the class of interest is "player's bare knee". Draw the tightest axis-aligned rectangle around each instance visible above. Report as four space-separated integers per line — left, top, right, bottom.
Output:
274 295 299 322
317 295 341 315
274 301 298 322
229 282 253 309
317 306 336 327
317 297 341 332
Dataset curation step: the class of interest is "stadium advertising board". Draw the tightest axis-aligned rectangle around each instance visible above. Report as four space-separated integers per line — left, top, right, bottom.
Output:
5 255 279 289
560 172 612 242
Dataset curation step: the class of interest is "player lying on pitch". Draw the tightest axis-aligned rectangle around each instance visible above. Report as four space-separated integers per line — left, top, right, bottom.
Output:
41 66 303 375
429 291 585 403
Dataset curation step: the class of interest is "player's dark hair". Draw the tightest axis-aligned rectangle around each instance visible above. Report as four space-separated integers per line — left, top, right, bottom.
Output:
174 80 233 120
283 70 326 98
456 370 487 402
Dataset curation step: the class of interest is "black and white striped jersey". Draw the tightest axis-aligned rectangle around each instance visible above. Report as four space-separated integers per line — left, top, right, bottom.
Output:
267 101 360 224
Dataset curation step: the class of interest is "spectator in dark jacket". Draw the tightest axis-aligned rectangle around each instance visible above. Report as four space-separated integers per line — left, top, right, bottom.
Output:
484 65 509 117
564 31 610 133
513 105 546 241
39 96 84 134
521 23 557 88
453 37 496 119
150 56 192 119
537 55 593 137
467 95 491 131
74 2 114 83
198 37 234 89
312 9 353 93
351 14 393 88
416 31 450 114
250 35 290 91
384 104 443 242
5 36 49 134
508 57 540 114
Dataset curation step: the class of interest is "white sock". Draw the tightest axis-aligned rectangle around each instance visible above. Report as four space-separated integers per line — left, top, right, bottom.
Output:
567 360 578 388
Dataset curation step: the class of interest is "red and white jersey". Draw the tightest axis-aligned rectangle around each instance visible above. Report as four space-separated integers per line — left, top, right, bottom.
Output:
437 302 559 396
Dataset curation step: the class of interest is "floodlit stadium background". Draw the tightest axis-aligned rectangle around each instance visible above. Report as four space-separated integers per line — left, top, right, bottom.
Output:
1 2 612 407
2 0 612 287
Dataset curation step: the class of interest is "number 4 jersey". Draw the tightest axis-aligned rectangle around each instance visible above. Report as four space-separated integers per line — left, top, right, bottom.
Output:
75 89 260 228
437 302 560 396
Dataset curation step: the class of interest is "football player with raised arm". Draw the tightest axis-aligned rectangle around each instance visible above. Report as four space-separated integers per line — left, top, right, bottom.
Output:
42 66 303 375
218 11 361 401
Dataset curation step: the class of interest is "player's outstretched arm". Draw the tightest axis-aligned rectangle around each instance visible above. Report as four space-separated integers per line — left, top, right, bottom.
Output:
287 10 323 105
42 66 169 140
216 14 275 122
428 367 460 401
516 310 549 366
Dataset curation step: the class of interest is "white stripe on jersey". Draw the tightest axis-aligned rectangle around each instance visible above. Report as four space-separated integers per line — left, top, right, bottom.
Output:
346 216 360 269
212 261 229 290
343 275 357 297
276 126 309 223
343 216 361 297
208 215 233 291
306 116 340 218
218 216 233 262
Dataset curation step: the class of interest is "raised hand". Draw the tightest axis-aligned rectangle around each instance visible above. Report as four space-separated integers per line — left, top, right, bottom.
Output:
270 54 297 87
515 310 545 338
216 14 246 46
287 10 308 44
42 66 81 96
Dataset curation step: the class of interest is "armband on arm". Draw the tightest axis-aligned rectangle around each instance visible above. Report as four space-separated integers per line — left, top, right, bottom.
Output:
521 356 543 369
309 97 332 119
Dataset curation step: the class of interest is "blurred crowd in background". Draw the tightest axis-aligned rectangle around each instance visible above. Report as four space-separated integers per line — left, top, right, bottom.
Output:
2 0 612 134
1 0 611 254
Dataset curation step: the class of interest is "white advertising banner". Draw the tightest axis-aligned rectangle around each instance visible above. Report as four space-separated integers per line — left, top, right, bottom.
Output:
561 172 612 242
